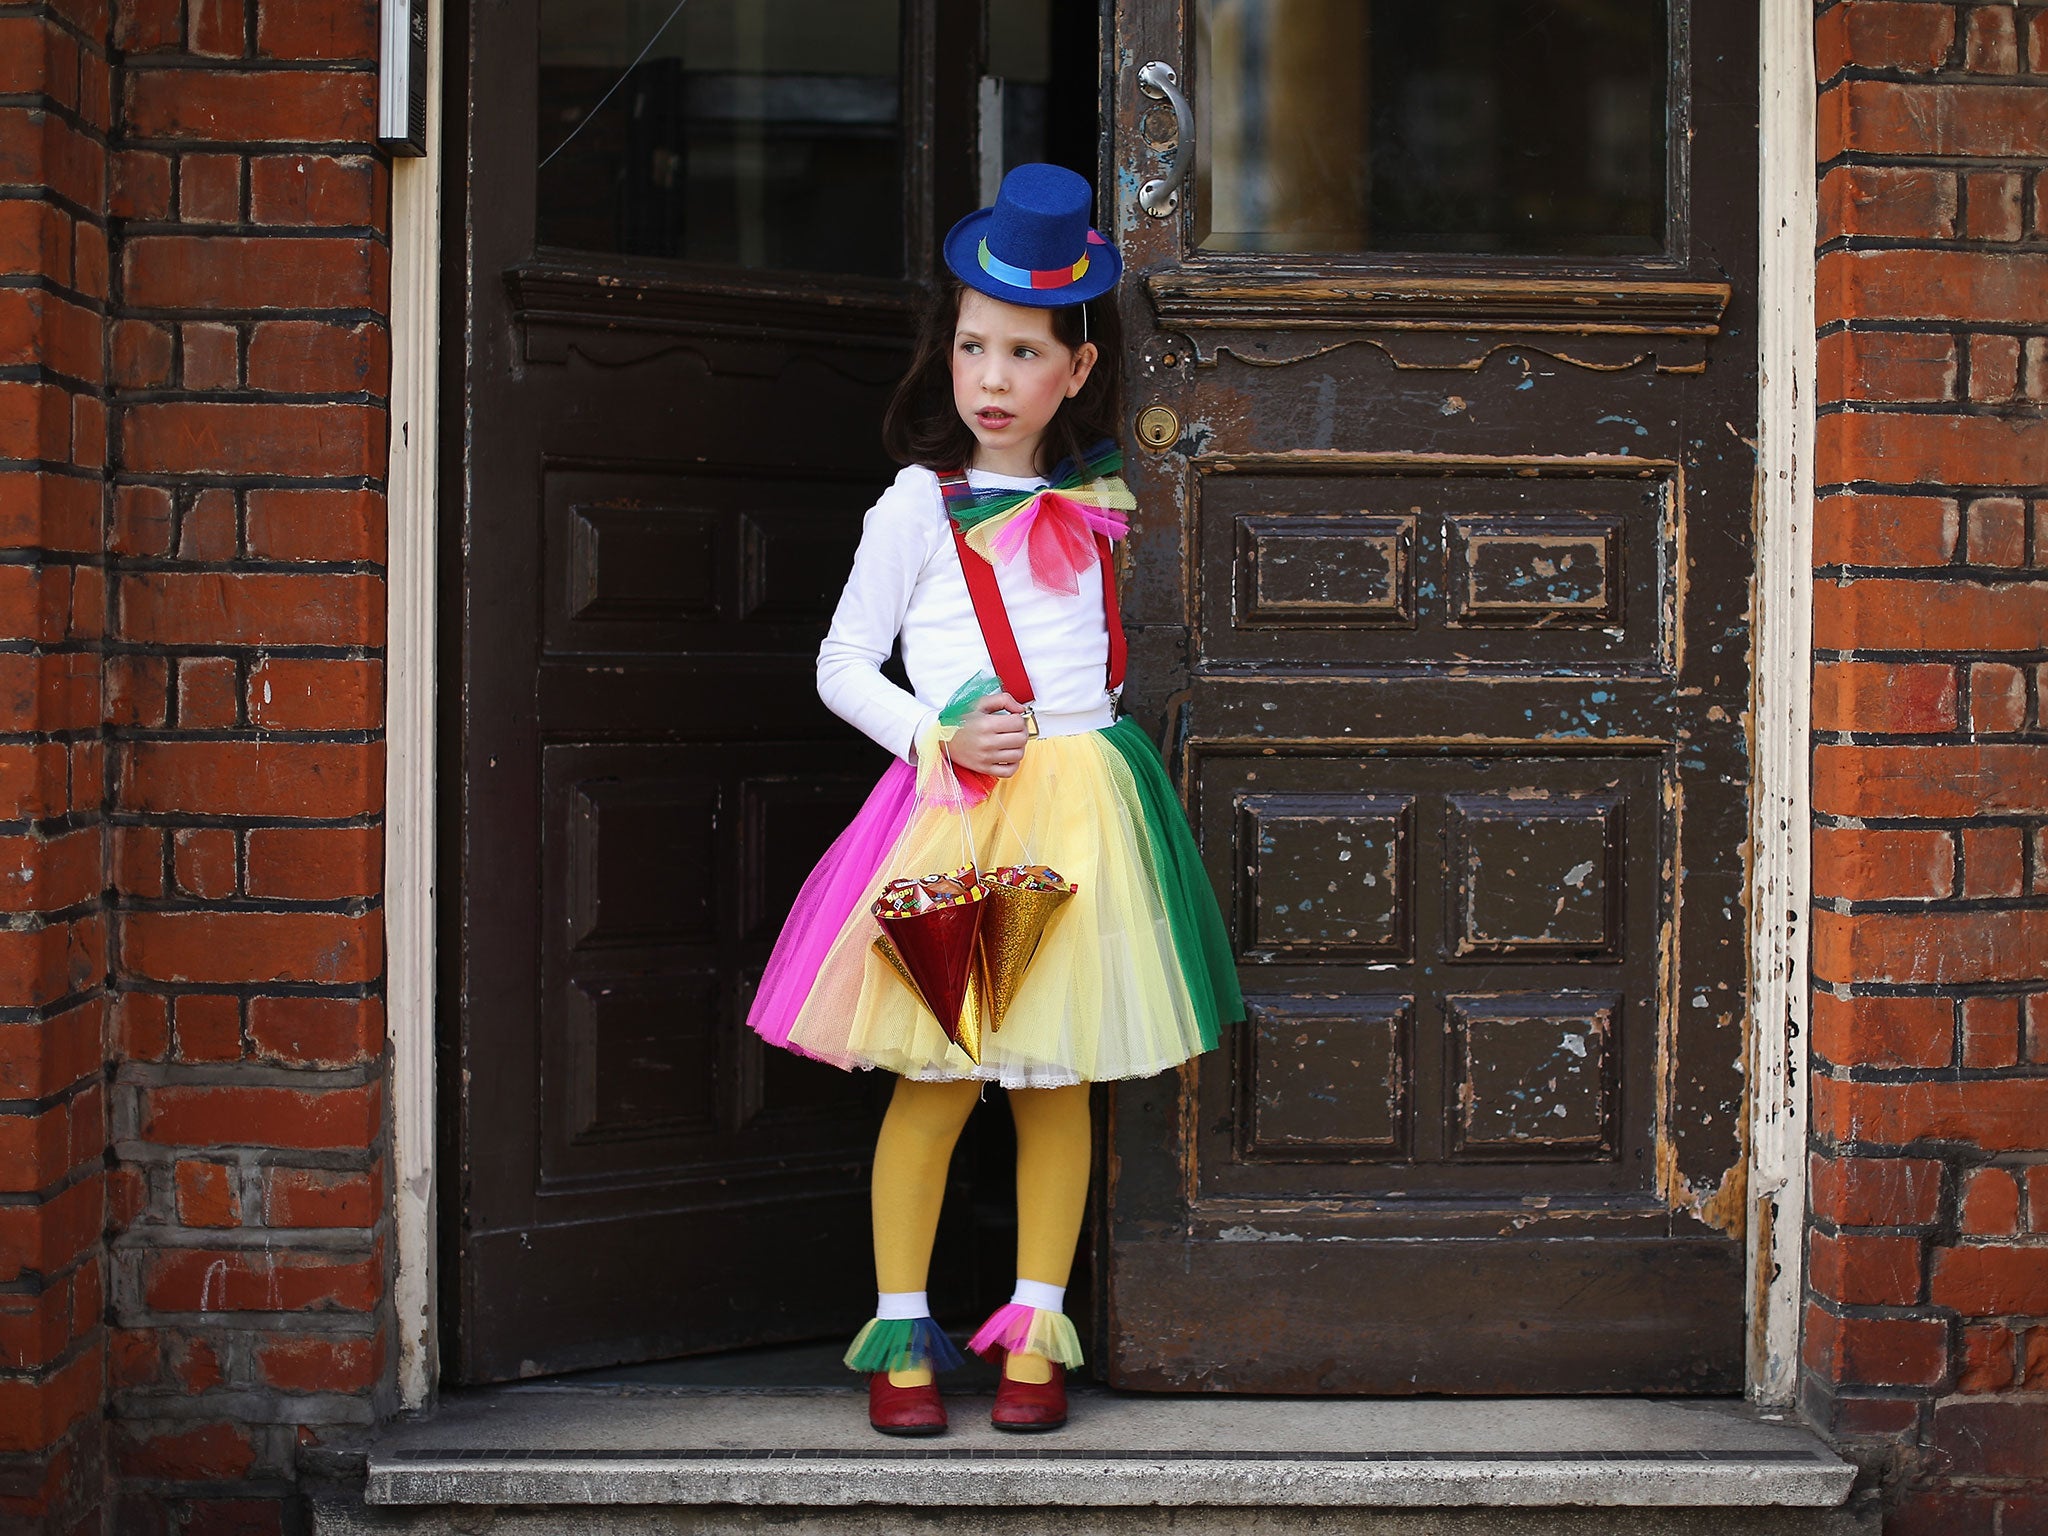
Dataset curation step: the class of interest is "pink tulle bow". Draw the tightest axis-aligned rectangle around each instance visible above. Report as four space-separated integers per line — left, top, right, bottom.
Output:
985 491 1130 596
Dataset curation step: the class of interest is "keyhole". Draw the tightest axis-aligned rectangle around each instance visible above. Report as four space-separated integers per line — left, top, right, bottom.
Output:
1137 405 1180 450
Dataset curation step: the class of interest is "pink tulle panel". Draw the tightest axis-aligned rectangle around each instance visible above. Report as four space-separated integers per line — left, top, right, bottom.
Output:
967 1303 1084 1367
745 758 917 1051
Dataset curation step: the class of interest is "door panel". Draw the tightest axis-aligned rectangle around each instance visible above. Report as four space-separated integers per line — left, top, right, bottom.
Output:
1104 0 1756 1393
452 0 977 1381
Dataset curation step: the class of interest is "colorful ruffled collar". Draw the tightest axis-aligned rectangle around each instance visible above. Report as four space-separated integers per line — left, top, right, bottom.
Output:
945 441 1135 595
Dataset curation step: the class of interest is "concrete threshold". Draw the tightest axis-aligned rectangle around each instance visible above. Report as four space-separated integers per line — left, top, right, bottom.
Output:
365 1386 1856 1511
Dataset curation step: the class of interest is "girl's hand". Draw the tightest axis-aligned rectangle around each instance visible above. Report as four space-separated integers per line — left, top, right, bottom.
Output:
945 692 1029 777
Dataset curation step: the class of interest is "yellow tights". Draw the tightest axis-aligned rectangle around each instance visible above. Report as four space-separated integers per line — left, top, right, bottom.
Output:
870 1076 1091 1387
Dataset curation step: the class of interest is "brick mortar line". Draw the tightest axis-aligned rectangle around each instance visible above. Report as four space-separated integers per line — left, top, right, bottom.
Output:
0 1069 104 1116
107 820 385 833
1817 481 2048 495
106 1191 390 1228
0 183 110 217
1807 1221 1969 1240
0 462 109 486
103 567 391 580
0 821 110 841
113 896 383 914
0 3 118 52
0 633 138 650
1815 243 2048 258
1814 980 2048 995
0 995 110 1027
1815 399 2048 417
1814 321 2048 336
1810 721 2048 733
0 1155 106 1205
1806 896 2046 912
108 730 388 744
0 456 115 479
1803 1291 2048 1320
0 1322 96 1375
1813 1068 2043 1085
112 223 393 243
106 475 391 492
0 94 116 145
103 1124 389 1154
0 182 110 227
0 365 113 394
0 273 112 313
114 57 379 77
0 890 111 921
1817 72 2048 95
105 320 396 339
1814 815 2047 828
114 392 395 409
114 142 391 171
1813 568 2048 581
1818 156 2048 175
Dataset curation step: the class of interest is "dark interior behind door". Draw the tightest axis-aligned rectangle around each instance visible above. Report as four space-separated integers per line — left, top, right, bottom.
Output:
446 0 975 1382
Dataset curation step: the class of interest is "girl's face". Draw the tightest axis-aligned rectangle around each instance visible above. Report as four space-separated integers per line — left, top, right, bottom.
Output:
950 288 1098 477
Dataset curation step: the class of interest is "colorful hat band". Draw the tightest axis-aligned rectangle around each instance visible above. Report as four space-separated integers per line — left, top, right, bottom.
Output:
978 235 1097 292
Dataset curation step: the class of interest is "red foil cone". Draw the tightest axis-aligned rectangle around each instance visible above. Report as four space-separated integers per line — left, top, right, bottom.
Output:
871 872 988 1049
874 932 985 1064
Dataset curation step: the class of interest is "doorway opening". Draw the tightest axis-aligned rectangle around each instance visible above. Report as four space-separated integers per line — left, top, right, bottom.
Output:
442 0 1761 1398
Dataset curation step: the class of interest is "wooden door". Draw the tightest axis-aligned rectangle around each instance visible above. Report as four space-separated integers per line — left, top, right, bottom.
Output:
1103 0 1758 1392
449 0 976 1381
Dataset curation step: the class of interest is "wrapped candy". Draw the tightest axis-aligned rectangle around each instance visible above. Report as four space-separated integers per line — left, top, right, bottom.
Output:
871 869 988 1062
977 863 1077 1031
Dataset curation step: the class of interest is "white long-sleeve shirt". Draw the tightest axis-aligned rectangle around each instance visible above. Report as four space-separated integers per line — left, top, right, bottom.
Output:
817 464 1114 760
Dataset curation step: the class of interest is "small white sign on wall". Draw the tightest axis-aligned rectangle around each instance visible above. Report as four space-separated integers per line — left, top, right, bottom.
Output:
380 0 429 156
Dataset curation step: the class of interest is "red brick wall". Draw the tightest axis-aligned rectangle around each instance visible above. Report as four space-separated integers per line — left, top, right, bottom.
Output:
1806 1 2048 1531
0 0 392 1529
0 0 114 1531
102 0 391 1530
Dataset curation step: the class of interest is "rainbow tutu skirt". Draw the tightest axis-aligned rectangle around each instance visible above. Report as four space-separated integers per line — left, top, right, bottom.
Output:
746 718 1242 1088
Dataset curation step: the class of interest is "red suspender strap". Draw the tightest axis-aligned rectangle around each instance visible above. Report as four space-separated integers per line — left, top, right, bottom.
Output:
936 469 1126 704
950 523 1037 704
1098 530 1126 694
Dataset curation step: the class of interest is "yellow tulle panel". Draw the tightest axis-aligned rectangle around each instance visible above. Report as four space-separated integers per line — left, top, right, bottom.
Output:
779 731 1209 1088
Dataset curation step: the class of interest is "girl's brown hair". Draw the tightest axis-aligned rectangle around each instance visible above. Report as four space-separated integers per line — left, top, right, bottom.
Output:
881 278 1125 478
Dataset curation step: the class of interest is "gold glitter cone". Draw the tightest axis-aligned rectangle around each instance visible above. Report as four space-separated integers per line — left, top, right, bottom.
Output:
873 931 986 1064
978 866 1076 1031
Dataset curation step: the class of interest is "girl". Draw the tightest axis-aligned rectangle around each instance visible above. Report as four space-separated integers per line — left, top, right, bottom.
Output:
745 164 1242 1435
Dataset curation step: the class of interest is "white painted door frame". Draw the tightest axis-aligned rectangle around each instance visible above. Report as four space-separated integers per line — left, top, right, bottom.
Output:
383 0 444 1412
380 0 1816 1410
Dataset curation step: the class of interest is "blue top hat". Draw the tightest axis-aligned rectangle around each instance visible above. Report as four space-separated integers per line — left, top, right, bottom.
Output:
943 163 1122 309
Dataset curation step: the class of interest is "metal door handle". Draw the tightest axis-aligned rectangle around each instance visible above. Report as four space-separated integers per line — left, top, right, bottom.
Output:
1137 61 1191 218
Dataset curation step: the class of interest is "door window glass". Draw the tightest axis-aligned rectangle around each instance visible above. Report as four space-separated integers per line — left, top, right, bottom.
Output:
1195 0 1667 256
538 0 903 275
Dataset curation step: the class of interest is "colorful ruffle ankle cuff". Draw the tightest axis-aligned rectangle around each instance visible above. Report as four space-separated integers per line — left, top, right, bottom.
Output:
967 1304 1084 1369
843 1315 965 1374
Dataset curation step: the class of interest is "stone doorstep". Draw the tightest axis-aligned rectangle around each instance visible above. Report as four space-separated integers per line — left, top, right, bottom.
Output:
363 1389 1856 1511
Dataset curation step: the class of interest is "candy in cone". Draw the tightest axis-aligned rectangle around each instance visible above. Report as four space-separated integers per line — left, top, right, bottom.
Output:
978 864 1076 1030
870 869 987 1058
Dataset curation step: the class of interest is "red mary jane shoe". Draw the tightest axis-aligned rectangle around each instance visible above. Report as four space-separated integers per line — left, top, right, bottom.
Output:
868 1372 947 1436
991 1362 1067 1432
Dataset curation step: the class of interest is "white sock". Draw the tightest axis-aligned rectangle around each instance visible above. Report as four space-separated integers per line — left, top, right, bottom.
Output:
1011 1279 1065 1313
876 1290 930 1321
